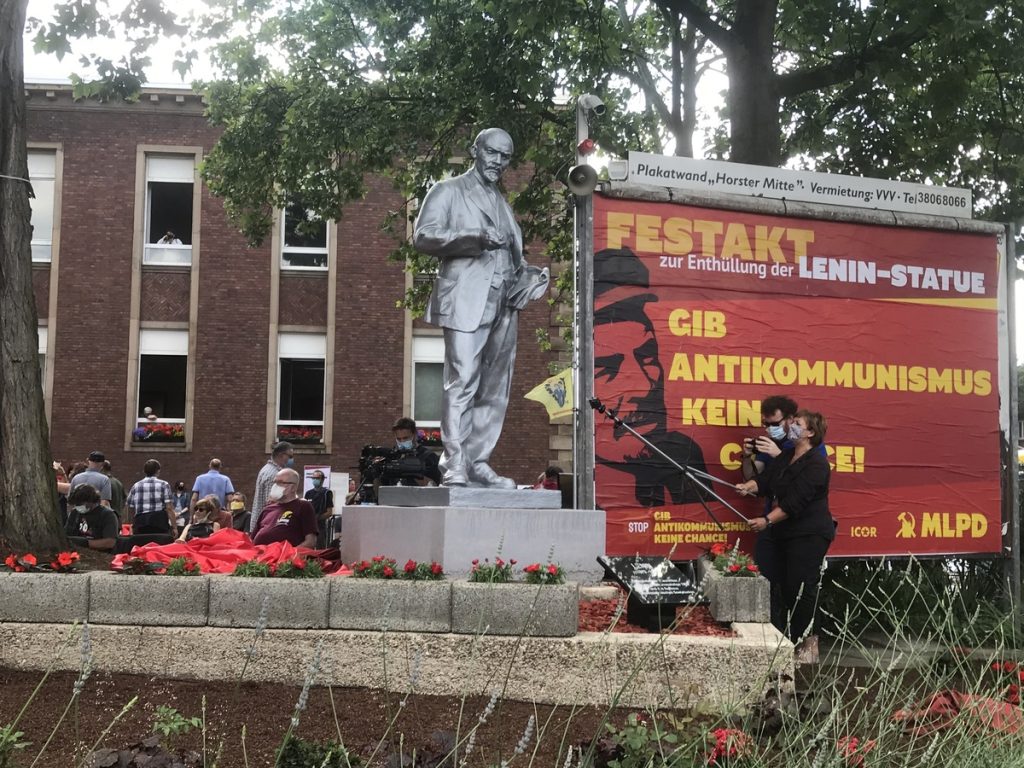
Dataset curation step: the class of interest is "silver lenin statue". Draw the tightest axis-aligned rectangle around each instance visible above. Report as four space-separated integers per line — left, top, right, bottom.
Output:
413 128 549 487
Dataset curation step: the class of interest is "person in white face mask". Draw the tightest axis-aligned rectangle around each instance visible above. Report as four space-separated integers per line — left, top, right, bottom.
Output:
65 483 119 551
251 468 318 549
735 410 835 657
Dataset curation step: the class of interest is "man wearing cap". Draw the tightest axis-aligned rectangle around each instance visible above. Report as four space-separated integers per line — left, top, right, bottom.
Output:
593 247 707 507
69 451 113 508
412 127 548 488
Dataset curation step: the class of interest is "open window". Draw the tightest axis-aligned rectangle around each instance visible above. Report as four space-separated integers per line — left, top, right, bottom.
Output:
411 335 443 428
144 155 194 266
277 332 326 444
134 329 187 443
28 152 56 263
281 203 329 270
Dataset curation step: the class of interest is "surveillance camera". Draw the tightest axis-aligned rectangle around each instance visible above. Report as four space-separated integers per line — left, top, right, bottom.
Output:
578 94 606 116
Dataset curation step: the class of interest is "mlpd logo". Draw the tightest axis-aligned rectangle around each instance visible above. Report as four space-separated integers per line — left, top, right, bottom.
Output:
545 376 568 408
895 511 987 539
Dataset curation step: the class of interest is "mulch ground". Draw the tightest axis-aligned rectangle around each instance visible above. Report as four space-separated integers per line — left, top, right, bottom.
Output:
0 668 619 768
579 598 735 637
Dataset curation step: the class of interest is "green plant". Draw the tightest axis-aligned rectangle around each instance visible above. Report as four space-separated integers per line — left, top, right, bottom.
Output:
522 561 565 585
277 733 362 768
0 724 30 768
402 558 445 580
709 542 759 578
232 560 273 578
350 556 399 578
468 557 515 583
598 713 684 768
116 557 163 575
163 556 201 576
152 705 201 750
275 556 324 579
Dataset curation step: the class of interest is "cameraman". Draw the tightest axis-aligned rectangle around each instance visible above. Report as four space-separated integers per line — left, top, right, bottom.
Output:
389 418 442 486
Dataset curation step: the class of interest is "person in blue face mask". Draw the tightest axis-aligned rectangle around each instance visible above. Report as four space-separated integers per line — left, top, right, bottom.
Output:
304 469 335 547
390 417 443 487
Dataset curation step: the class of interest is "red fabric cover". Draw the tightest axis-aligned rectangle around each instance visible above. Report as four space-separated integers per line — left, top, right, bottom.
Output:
110 527 351 575
893 690 1024 736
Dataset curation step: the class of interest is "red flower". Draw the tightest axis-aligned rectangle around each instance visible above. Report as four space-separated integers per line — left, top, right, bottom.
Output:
728 564 741 573
22 554 37 567
430 562 443 575
184 560 197 572
382 566 395 578
510 559 517 565
746 564 759 573
496 558 504 567
372 555 384 563
1018 670 1024 683
837 736 877 767
710 542 728 557
1005 661 1018 673
472 559 479 565
4 554 19 571
993 662 1004 672
57 551 79 567
547 564 559 575
525 563 540 573
404 559 417 573
291 557 306 570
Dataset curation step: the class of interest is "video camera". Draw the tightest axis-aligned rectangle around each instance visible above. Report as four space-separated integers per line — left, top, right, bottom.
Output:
359 445 430 486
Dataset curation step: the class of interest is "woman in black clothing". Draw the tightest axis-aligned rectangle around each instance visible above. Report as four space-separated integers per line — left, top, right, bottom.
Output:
735 410 834 645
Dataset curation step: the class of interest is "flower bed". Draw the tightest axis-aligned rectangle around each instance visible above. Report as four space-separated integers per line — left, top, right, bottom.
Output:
578 598 735 637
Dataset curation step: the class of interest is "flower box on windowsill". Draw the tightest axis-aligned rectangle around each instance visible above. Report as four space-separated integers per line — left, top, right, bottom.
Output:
416 428 443 448
276 427 324 445
132 426 185 443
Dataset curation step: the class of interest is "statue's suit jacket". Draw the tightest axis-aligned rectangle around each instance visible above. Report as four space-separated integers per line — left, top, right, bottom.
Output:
413 169 524 333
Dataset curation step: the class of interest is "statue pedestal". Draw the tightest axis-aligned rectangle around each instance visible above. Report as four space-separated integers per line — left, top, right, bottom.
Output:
339 504 607 583
378 485 561 509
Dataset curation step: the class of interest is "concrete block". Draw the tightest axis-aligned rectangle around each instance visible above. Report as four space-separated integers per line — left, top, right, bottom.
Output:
341 506 606 583
329 579 451 632
0 573 89 623
451 581 578 637
699 558 770 623
207 576 330 628
89 572 209 626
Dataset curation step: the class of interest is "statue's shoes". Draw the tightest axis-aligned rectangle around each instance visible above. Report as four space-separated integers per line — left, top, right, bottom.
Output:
469 462 516 490
443 465 468 486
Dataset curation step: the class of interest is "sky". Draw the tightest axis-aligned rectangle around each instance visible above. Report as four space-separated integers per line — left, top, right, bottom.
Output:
22 2 1024 363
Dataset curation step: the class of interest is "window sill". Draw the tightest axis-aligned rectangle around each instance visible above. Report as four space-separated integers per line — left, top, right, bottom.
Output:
142 263 192 273
280 267 329 275
126 442 190 452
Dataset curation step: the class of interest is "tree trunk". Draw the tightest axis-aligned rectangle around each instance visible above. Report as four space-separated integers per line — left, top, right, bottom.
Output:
0 0 67 553
726 0 781 166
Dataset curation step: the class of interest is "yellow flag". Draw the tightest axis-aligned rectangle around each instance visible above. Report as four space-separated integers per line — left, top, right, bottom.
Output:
524 369 574 420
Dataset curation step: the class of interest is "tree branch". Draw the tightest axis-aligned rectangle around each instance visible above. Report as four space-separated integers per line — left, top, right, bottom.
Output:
777 26 929 99
657 0 734 55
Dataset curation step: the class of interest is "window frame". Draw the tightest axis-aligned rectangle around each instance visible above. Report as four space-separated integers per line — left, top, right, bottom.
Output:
142 154 195 267
276 332 327 438
411 335 444 428
280 204 330 272
27 151 56 264
134 329 188 442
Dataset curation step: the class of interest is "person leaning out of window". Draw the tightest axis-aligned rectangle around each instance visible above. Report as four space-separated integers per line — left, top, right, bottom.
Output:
734 409 835 654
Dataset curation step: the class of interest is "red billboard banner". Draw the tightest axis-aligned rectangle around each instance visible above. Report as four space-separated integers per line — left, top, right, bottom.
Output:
592 193 1004 559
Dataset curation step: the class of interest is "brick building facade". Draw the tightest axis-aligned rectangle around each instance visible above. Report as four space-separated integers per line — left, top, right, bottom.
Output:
26 83 564 499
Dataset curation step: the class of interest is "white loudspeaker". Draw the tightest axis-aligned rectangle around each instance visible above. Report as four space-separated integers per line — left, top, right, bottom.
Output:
567 164 598 196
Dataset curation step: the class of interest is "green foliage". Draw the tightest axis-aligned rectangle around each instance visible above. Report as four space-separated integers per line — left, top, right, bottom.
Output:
277 733 362 768
275 557 325 579
116 557 163 575
151 705 201 749
522 562 566 585
401 559 445 581
350 556 400 578
468 557 514 583
232 560 273 578
0 724 29 768
163 556 201 576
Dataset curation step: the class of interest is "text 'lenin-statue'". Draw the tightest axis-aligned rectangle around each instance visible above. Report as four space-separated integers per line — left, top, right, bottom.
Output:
413 128 548 488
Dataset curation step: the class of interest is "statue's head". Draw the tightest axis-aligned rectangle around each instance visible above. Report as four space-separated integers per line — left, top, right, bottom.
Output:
470 128 514 185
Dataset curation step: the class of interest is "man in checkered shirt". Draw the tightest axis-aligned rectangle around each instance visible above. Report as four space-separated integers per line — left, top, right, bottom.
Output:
125 459 177 536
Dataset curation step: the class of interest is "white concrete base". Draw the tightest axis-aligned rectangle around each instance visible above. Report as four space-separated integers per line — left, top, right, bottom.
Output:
378 486 561 509
340 505 607 582
0 622 793 709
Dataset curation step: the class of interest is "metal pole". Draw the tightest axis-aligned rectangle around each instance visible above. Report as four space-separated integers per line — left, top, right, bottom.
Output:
572 95 598 511
1005 223 1021 614
575 193 595 510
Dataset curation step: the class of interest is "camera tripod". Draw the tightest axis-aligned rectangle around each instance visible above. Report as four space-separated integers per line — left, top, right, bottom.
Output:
589 397 751 529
